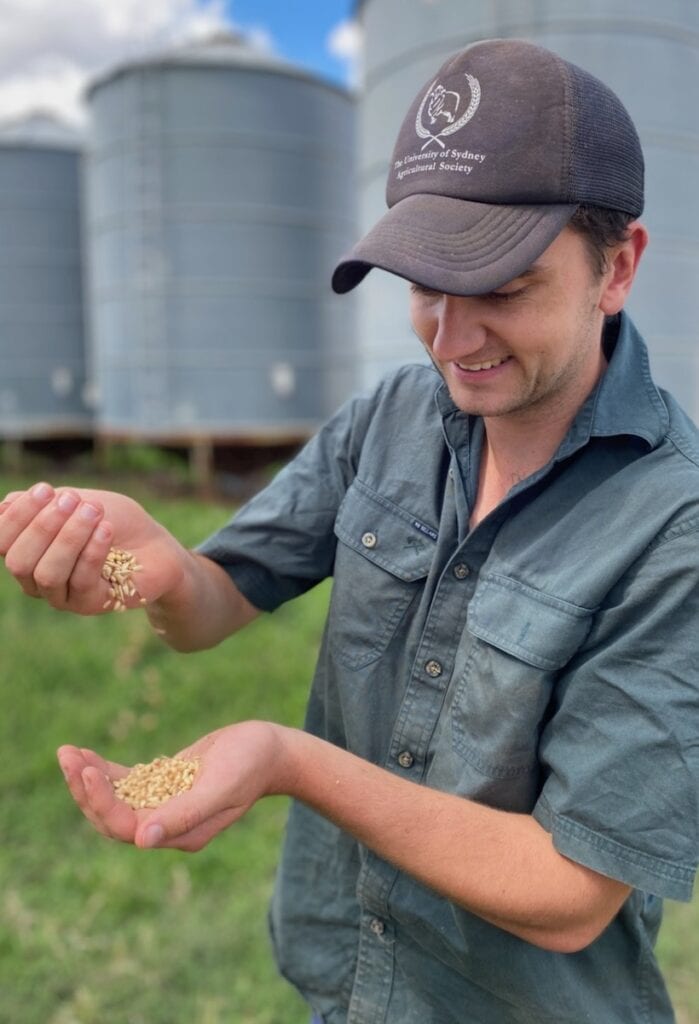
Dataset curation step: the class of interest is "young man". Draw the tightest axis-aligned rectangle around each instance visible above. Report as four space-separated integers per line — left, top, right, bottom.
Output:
2 39 698 1024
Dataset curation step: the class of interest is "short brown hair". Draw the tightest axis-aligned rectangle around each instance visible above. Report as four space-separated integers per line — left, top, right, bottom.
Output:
569 205 635 277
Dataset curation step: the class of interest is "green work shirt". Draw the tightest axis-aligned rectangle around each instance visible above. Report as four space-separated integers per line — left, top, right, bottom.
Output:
199 313 699 1024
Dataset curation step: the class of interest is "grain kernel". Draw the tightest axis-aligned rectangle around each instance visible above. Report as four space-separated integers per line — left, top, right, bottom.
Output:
113 755 200 809
102 547 144 612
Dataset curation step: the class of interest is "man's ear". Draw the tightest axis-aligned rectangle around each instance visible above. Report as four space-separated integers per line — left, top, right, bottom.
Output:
599 222 649 316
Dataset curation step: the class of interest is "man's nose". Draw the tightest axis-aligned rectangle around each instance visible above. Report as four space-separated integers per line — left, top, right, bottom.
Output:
430 294 488 361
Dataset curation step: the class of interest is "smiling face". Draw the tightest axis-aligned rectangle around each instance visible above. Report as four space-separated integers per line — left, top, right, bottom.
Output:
409 226 614 428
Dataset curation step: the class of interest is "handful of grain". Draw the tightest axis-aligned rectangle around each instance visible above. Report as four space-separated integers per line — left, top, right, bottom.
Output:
102 547 146 612
114 755 200 809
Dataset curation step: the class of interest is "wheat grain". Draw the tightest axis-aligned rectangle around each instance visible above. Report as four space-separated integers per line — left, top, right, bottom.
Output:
101 547 145 612
113 755 200 809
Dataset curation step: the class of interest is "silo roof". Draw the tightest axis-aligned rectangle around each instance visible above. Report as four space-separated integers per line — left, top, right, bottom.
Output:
87 31 352 100
0 111 83 150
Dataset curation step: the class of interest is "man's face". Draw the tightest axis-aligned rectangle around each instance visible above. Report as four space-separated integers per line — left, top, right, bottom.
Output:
409 227 610 425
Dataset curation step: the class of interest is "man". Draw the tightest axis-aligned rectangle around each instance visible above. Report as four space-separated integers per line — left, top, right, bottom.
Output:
1 39 698 1024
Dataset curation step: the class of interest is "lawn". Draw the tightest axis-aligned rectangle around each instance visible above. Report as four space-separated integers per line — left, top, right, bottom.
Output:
1 471 698 1024
0 474 319 1024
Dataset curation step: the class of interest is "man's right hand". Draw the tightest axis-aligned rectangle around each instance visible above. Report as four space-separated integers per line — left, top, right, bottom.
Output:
0 482 186 616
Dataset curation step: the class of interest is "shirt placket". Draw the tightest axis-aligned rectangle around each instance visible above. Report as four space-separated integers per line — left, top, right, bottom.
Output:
348 452 491 1024
346 904 396 1024
386 446 504 785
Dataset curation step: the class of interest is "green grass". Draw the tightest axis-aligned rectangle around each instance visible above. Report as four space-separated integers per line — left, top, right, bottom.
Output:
1 472 698 1024
0 474 321 1024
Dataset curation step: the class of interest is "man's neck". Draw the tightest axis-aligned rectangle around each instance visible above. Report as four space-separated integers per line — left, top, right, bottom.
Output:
469 373 605 531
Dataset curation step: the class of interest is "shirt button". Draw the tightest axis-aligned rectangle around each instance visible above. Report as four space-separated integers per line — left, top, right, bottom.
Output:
361 531 377 549
370 917 385 936
425 659 443 678
397 750 414 769
453 563 470 580
448 467 454 479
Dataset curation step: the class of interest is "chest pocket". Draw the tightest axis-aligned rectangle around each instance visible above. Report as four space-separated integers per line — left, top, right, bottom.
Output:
330 480 435 670
468 573 596 670
451 572 596 783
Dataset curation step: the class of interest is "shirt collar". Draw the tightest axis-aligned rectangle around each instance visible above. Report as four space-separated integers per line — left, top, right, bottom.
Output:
557 312 669 458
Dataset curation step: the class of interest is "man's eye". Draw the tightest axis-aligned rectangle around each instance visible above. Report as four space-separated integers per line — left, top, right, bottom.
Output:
410 283 441 298
489 287 526 302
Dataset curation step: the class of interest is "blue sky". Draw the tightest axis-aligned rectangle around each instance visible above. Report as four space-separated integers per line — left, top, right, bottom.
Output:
0 0 362 126
226 0 359 86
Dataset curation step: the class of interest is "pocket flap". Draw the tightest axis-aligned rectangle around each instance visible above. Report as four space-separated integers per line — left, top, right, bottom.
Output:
467 573 595 670
334 480 435 582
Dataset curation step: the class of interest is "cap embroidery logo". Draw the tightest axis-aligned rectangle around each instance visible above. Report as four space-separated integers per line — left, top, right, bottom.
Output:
415 73 481 151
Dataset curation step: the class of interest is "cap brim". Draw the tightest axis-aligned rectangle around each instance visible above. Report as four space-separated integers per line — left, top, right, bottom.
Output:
331 195 577 295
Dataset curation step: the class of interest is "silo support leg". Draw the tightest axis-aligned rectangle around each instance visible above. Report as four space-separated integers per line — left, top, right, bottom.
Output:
190 439 214 495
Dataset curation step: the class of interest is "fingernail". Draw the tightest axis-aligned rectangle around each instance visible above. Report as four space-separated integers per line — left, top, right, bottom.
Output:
32 482 52 501
57 492 79 513
79 503 100 522
142 824 165 848
95 523 111 542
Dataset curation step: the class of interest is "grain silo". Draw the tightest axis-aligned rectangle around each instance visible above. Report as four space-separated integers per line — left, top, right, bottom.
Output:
83 33 356 445
354 0 699 419
0 113 91 440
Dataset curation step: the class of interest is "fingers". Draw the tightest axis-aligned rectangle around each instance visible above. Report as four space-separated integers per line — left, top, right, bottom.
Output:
81 766 140 842
0 485 55 587
76 746 129 781
2 485 113 609
57 746 133 842
32 497 111 608
0 490 23 515
60 518 115 609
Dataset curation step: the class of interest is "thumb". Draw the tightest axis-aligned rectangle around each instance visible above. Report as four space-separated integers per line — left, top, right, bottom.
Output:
134 794 248 852
134 795 205 849
137 821 168 849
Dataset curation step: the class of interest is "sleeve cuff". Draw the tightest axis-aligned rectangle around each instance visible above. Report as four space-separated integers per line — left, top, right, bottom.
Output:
533 797 696 902
195 541 285 613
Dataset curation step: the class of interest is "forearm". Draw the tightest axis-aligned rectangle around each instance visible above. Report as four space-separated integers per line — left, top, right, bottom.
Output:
146 551 260 651
278 727 629 952
65 718 630 948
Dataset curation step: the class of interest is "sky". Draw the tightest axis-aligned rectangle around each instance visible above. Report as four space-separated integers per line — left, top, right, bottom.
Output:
0 0 362 127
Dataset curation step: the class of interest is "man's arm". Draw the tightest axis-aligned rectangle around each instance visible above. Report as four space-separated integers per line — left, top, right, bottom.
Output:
145 549 259 650
279 728 630 953
58 721 630 954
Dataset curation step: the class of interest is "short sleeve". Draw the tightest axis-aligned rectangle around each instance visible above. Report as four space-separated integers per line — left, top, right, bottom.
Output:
196 388 377 612
533 521 699 900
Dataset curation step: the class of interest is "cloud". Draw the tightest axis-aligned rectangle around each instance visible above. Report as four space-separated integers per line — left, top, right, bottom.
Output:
0 0 235 126
0 59 87 126
327 18 363 87
241 24 276 55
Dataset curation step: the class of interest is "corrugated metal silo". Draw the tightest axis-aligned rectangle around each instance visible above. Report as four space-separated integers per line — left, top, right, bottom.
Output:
0 114 91 438
355 0 699 419
84 34 356 442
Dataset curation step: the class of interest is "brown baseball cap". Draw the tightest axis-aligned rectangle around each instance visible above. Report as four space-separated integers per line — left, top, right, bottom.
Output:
332 38 644 296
